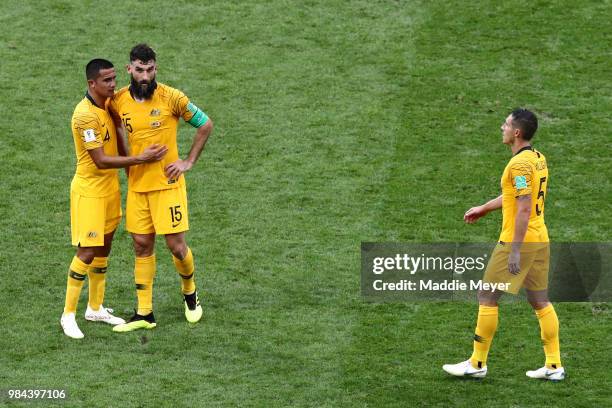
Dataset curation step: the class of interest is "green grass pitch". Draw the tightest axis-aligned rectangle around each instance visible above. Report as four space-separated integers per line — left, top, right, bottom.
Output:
0 0 610 407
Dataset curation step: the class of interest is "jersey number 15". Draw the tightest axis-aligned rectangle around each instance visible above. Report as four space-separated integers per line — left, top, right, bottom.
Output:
122 117 133 133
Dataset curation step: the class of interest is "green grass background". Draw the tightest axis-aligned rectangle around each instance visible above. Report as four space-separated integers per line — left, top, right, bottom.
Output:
0 0 610 406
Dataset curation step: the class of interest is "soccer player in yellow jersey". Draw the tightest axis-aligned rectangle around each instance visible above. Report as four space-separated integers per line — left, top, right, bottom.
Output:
62 59 168 339
109 44 213 332
443 109 564 381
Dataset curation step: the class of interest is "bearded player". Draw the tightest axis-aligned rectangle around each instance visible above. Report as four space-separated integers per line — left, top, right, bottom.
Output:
62 58 167 339
443 109 564 381
110 44 213 332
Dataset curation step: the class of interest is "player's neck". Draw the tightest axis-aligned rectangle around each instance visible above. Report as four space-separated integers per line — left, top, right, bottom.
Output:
511 140 531 155
86 91 107 109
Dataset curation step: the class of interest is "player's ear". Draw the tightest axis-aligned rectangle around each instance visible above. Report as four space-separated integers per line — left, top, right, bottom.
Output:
87 78 95 88
126 63 131 74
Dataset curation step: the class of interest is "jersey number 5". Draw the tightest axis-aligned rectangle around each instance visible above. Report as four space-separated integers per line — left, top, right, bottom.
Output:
535 176 546 216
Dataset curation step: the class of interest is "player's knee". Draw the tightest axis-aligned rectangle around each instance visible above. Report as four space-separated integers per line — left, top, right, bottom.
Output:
477 289 500 306
526 290 550 309
95 242 112 258
167 241 187 259
132 236 154 257
134 244 154 257
529 300 550 310
76 247 95 264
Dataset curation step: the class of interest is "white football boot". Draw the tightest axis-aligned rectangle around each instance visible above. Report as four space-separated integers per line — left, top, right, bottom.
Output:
60 313 84 339
85 305 126 325
526 366 565 381
443 359 487 378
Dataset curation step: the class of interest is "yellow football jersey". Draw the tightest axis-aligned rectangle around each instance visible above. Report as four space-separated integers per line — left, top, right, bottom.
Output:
109 83 198 192
499 146 549 243
70 94 119 197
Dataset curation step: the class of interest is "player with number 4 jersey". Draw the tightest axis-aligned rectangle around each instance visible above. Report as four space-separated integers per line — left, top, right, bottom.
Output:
61 58 167 340
110 44 213 333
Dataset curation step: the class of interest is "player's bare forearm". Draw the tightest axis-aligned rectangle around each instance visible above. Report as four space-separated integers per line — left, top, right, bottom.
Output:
116 126 129 157
508 194 531 274
115 126 130 175
511 195 531 250
483 195 503 212
89 145 167 169
186 119 213 166
464 195 502 223
164 119 213 179
111 111 131 175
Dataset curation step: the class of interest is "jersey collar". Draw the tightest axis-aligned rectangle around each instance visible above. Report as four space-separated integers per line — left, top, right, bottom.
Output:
85 92 103 109
514 145 533 156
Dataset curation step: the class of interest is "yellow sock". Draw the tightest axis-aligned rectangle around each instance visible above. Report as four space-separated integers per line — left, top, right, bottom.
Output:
63 256 90 314
135 254 156 315
173 247 196 295
470 305 499 369
535 304 562 368
88 257 108 311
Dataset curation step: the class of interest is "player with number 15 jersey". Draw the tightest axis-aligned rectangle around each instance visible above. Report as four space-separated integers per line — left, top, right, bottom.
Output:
110 82 202 234
110 44 213 333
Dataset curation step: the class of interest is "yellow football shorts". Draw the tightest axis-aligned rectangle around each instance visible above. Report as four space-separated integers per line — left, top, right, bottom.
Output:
482 242 550 294
70 190 121 247
126 185 189 235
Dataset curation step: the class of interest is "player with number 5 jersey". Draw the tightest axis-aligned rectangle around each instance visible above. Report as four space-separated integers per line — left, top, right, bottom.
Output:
443 109 564 381
109 44 214 332
499 146 549 244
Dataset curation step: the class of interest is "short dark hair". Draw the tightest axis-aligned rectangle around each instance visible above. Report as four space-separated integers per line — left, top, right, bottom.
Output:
85 58 114 80
130 43 156 63
510 108 538 141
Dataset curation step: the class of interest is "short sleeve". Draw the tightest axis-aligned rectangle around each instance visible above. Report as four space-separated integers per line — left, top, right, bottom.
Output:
168 88 190 119
165 86 208 127
509 160 533 196
73 111 103 150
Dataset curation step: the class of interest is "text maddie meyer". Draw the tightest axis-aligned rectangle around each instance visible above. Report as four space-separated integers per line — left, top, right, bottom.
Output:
372 279 510 292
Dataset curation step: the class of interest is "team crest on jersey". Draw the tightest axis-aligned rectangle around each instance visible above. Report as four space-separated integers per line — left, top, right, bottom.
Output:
515 175 528 189
150 109 161 116
151 121 161 128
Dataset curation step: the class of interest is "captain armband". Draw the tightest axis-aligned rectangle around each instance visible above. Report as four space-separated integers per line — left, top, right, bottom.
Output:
186 102 209 128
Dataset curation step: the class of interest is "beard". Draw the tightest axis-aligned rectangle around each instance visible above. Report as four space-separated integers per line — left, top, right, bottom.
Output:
130 76 157 99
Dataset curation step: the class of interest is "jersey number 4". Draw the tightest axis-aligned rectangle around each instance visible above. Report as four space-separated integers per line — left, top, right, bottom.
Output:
536 176 546 216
